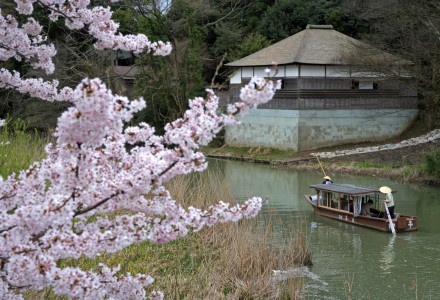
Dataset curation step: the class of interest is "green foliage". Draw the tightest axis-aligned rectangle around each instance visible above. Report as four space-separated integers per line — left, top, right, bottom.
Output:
237 0 275 33
325 7 369 38
253 0 367 43
344 0 440 128
211 22 244 56
228 33 272 62
258 0 312 42
422 149 440 179
0 1 110 130
0 119 49 178
112 0 209 131
257 0 338 42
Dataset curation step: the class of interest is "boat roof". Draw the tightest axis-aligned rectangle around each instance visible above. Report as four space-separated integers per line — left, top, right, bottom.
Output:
309 184 384 196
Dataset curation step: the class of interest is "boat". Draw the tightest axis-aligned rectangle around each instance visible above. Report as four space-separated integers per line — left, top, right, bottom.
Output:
305 183 417 232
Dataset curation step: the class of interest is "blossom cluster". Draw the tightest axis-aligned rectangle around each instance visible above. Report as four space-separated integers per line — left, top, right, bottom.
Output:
0 0 171 102
227 77 282 115
0 1 279 299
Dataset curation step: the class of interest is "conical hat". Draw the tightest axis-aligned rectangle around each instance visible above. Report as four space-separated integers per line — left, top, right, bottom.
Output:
323 176 331 180
380 186 392 194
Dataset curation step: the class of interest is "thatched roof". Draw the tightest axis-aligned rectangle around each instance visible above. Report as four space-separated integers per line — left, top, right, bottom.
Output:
226 25 410 67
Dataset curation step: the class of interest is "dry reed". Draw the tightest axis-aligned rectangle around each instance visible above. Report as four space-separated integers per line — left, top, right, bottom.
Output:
166 169 311 299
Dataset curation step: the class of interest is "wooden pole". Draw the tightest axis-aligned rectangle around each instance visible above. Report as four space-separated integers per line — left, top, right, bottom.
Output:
315 156 327 177
384 203 396 235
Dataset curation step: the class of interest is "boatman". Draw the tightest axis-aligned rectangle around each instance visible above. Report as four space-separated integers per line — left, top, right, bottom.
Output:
380 186 396 219
322 176 333 184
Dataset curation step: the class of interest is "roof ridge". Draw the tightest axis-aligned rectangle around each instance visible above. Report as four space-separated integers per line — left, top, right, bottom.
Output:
306 24 333 29
294 27 313 63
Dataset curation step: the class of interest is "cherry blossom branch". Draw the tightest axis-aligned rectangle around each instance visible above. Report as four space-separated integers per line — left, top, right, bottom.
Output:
73 191 121 217
0 225 16 234
0 0 280 298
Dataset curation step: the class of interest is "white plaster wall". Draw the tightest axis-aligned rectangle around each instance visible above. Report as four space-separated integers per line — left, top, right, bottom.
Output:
300 65 325 77
242 67 253 78
230 69 241 84
285 65 299 77
225 109 419 151
274 66 285 77
235 66 287 79
254 67 268 77
229 65 392 84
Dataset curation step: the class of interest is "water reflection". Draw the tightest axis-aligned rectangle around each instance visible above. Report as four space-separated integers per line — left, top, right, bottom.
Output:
207 158 440 299
380 235 396 273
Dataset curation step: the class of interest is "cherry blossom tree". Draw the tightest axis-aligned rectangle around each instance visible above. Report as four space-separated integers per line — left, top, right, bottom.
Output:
0 1 279 299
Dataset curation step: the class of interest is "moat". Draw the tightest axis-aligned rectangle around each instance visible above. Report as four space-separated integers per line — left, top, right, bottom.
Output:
209 158 440 299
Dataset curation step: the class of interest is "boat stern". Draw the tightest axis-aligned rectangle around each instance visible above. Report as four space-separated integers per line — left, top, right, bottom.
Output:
396 216 417 231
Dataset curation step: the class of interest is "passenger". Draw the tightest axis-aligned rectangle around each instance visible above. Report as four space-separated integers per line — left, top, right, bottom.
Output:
311 195 323 205
322 176 333 184
380 186 396 219
340 194 348 210
361 199 377 217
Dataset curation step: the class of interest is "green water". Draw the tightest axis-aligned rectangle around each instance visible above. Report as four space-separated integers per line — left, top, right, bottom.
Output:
208 159 440 299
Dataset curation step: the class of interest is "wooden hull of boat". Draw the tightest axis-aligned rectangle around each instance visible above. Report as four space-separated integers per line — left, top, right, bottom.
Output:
305 195 417 232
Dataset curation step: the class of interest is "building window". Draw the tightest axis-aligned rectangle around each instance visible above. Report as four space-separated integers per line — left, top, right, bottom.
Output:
359 81 374 90
352 80 378 90
115 50 135 66
279 79 285 89
351 80 359 89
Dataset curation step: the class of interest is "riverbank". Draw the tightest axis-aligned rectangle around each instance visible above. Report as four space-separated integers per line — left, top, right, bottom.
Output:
204 125 440 187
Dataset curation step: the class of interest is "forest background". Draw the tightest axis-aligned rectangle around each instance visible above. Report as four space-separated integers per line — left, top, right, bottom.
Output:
1 0 439 133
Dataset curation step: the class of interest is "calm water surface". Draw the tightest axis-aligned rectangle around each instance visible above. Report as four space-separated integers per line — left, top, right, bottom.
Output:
208 159 440 299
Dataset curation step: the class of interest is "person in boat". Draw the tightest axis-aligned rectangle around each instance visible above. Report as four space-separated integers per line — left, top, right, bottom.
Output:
340 194 349 210
322 176 333 184
361 199 377 217
321 176 333 206
380 186 396 219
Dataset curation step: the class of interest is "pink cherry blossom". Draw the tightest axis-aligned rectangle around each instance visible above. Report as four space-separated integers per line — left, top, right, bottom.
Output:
0 1 279 299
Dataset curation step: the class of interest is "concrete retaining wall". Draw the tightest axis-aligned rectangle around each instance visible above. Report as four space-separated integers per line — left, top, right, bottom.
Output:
225 109 419 151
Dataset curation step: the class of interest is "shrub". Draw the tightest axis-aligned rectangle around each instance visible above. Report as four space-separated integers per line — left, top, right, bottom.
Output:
422 148 440 179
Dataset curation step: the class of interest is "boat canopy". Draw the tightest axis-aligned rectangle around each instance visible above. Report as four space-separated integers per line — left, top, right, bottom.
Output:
309 183 382 196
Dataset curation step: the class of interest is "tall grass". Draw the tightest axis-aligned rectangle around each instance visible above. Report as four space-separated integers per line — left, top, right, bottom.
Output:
169 171 311 299
0 118 49 178
26 168 311 299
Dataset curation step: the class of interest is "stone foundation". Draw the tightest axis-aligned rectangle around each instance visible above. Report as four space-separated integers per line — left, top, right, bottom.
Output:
225 109 419 151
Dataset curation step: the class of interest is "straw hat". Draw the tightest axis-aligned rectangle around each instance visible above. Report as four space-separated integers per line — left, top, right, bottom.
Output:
379 186 392 194
323 176 332 180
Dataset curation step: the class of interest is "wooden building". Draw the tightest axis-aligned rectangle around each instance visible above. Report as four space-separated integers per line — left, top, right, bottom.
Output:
221 25 419 151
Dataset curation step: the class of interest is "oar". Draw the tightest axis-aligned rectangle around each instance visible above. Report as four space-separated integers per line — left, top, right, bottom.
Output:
384 203 396 236
315 156 327 177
